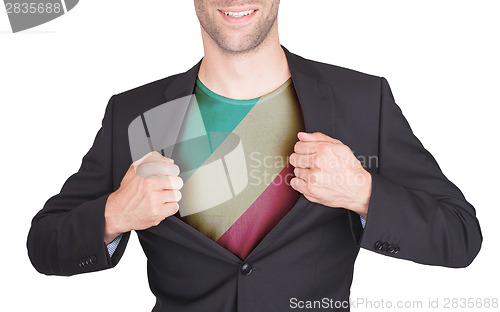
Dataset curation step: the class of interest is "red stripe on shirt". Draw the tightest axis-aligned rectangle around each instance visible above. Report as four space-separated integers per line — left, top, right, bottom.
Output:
216 162 301 260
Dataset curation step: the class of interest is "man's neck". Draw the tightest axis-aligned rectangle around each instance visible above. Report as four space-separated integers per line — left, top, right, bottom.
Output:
197 31 291 100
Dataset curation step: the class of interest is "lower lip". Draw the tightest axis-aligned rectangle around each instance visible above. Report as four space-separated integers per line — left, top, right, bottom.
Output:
218 10 258 24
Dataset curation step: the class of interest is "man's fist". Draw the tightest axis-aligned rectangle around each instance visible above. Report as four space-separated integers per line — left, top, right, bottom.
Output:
289 132 371 219
104 151 184 244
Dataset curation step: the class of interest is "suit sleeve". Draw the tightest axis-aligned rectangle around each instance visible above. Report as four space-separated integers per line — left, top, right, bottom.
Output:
351 77 482 268
27 95 130 276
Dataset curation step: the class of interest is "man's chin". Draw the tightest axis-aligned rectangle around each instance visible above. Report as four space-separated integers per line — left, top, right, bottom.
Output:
215 35 268 55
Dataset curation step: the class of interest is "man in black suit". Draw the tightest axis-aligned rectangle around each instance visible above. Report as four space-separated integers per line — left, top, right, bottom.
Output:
27 1 482 311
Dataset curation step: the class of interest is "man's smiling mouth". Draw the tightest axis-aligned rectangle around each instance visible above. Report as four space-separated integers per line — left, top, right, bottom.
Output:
220 9 257 18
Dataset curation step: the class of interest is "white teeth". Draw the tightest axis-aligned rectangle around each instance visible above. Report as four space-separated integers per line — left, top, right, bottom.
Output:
222 10 255 18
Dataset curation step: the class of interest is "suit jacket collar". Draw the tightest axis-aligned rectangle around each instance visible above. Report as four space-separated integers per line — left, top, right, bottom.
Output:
163 45 336 138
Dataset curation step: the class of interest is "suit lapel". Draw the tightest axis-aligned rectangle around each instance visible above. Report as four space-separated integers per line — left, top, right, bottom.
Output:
163 60 201 102
282 46 336 136
157 46 337 261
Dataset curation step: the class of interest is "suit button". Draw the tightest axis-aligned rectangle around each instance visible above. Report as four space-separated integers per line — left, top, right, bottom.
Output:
381 242 389 252
79 258 87 267
387 244 395 254
240 263 253 276
393 245 400 254
89 256 97 265
374 241 383 250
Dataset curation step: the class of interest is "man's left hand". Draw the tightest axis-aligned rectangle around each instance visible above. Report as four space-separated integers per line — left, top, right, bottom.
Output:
289 132 372 219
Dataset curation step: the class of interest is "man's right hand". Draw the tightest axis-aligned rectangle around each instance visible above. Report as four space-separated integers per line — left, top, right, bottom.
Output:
103 151 183 244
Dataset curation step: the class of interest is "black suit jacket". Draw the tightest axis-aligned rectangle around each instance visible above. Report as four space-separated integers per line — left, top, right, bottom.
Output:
27 46 482 311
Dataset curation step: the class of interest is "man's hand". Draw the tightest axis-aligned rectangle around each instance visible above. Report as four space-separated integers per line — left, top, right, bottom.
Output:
289 132 372 219
103 151 183 244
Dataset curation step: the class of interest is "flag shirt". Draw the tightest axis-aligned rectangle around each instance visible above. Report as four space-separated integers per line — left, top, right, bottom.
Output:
174 77 305 260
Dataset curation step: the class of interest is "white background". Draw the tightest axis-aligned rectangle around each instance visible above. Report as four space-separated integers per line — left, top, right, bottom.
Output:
1 0 499 311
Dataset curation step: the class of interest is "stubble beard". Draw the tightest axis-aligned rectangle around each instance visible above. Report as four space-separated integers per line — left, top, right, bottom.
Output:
195 1 280 55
